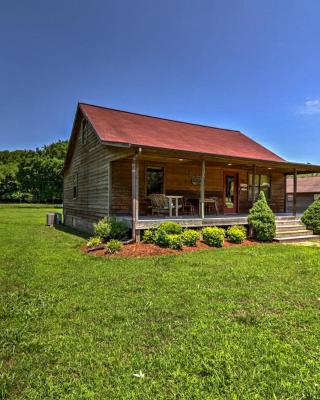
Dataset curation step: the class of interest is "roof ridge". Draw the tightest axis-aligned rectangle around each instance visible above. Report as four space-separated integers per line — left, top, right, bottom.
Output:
79 102 241 134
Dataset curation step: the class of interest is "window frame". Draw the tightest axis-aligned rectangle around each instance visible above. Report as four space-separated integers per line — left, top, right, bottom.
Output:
73 173 78 200
81 119 88 145
247 173 271 201
145 166 165 196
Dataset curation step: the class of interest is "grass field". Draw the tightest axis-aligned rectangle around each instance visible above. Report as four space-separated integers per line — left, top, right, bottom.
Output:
1 204 320 399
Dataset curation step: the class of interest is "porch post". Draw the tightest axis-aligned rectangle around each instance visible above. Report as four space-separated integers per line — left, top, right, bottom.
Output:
132 149 141 241
200 160 206 219
252 164 256 205
293 168 297 217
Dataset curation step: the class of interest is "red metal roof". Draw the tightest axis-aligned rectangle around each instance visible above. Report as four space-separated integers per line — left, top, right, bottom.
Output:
287 176 320 193
79 103 286 162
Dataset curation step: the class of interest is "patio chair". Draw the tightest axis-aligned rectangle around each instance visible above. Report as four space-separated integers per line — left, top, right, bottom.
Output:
148 194 183 216
182 197 196 215
205 197 219 215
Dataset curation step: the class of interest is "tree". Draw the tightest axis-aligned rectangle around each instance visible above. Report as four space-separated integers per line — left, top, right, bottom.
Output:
248 191 276 242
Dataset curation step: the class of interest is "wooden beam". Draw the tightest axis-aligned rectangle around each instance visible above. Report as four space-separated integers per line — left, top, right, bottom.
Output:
252 164 256 205
132 149 141 241
293 168 297 216
200 160 206 219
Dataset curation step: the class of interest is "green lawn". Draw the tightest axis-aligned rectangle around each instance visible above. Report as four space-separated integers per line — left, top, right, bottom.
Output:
1 204 320 399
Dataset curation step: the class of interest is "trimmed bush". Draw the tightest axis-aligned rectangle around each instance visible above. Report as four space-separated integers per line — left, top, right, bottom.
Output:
157 221 183 235
301 197 320 234
86 237 103 248
142 229 156 244
227 225 247 244
93 217 111 240
105 239 123 254
167 234 184 250
181 229 200 246
154 229 170 247
248 191 275 242
202 226 225 247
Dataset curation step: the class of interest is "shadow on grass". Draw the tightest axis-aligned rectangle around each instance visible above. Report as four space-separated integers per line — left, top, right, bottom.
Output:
54 224 89 240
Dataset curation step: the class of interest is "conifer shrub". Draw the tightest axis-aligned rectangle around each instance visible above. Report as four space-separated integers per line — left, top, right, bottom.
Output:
248 191 275 242
301 197 320 234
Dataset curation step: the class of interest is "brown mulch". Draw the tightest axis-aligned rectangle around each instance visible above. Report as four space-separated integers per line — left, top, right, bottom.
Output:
82 239 258 258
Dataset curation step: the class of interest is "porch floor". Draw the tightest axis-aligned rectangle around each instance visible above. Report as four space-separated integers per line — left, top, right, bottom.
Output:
120 213 300 230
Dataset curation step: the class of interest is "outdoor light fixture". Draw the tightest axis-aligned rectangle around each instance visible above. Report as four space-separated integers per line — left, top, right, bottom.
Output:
228 163 232 166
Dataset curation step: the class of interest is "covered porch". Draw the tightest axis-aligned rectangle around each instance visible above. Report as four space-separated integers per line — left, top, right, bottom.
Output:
109 147 320 240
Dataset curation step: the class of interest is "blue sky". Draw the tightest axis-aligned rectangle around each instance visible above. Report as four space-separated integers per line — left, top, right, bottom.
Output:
0 0 319 163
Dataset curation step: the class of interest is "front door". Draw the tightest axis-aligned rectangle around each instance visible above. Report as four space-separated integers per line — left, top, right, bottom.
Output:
223 172 238 214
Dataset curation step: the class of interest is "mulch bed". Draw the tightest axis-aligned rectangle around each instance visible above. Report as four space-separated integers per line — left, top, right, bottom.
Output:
83 239 258 258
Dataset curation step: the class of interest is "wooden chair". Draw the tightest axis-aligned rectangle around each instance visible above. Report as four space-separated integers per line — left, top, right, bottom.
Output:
182 197 196 215
148 194 182 216
205 197 219 215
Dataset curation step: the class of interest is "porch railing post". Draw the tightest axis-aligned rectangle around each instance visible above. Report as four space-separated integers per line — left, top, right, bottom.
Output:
293 168 297 217
200 160 206 219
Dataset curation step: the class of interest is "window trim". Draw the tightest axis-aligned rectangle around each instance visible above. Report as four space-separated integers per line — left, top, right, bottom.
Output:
145 166 165 196
247 173 271 201
81 119 88 145
73 173 78 200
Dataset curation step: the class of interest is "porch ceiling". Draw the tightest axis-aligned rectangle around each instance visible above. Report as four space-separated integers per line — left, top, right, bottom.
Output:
135 147 320 174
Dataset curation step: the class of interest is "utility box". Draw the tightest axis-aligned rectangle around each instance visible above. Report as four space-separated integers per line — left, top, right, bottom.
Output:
46 212 62 226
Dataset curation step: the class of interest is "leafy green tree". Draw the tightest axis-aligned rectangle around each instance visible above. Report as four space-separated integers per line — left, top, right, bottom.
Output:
301 198 320 234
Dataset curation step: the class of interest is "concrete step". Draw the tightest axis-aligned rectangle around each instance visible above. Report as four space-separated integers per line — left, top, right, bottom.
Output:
274 235 320 243
275 230 313 238
275 219 302 226
275 216 301 222
276 224 306 232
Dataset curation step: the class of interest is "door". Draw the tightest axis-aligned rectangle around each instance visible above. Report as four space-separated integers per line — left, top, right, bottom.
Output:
223 172 238 213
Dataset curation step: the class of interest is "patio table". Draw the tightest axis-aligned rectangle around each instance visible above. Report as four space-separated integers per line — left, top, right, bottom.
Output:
166 195 183 217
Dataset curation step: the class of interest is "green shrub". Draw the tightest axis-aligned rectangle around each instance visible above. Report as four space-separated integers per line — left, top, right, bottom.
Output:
248 191 276 242
142 229 156 243
301 197 320 234
181 229 200 246
108 217 129 240
157 221 183 235
86 237 103 248
105 239 123 254
202 226 225 247
154 229 170 247
93 217 111 240
226 225 247 243
167 234 184 250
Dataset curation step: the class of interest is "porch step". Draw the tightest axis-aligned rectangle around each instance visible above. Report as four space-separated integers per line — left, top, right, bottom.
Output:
274 235 320 243
275 230 313 238
274 216 320 243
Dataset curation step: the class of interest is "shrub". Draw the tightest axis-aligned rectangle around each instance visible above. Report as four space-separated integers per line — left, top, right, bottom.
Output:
167 234 184 250
226 225 247 244
105 239 123 254
93 216 129 241
181 229 200 246
93 217 111 240
202 226 225 247
301 197 320 234
154 229 170 247
108 217 129 240
86 237 103 248
142 229 156 243
157 221 183 235
248 191 276 242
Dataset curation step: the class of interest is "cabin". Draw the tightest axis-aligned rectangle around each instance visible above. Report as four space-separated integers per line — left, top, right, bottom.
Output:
63 103 320 240
286 176 320 213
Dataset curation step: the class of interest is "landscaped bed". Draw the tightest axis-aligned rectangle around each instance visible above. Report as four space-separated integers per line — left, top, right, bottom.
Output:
84 238 258 257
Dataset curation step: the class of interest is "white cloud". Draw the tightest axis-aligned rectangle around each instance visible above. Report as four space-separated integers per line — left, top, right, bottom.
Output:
299 99 320 115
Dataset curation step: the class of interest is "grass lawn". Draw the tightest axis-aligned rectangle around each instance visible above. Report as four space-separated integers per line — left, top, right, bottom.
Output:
1 204 320 399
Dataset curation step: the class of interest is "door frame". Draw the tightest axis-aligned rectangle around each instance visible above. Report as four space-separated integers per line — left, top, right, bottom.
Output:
223 171 239 214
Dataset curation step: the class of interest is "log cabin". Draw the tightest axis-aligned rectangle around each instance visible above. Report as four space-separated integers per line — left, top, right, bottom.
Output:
286 176 320 213
63 103 320 240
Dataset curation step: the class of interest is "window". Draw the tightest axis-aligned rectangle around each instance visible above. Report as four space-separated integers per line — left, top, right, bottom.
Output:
81 119 88 145
287 194 294 202
73 173 78 199
248 174 271 201
146 167 164 195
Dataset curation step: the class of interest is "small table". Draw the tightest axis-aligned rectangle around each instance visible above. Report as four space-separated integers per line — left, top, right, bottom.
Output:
166 195 183 217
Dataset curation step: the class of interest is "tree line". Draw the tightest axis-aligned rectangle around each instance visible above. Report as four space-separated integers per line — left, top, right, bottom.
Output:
0 140 68 203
